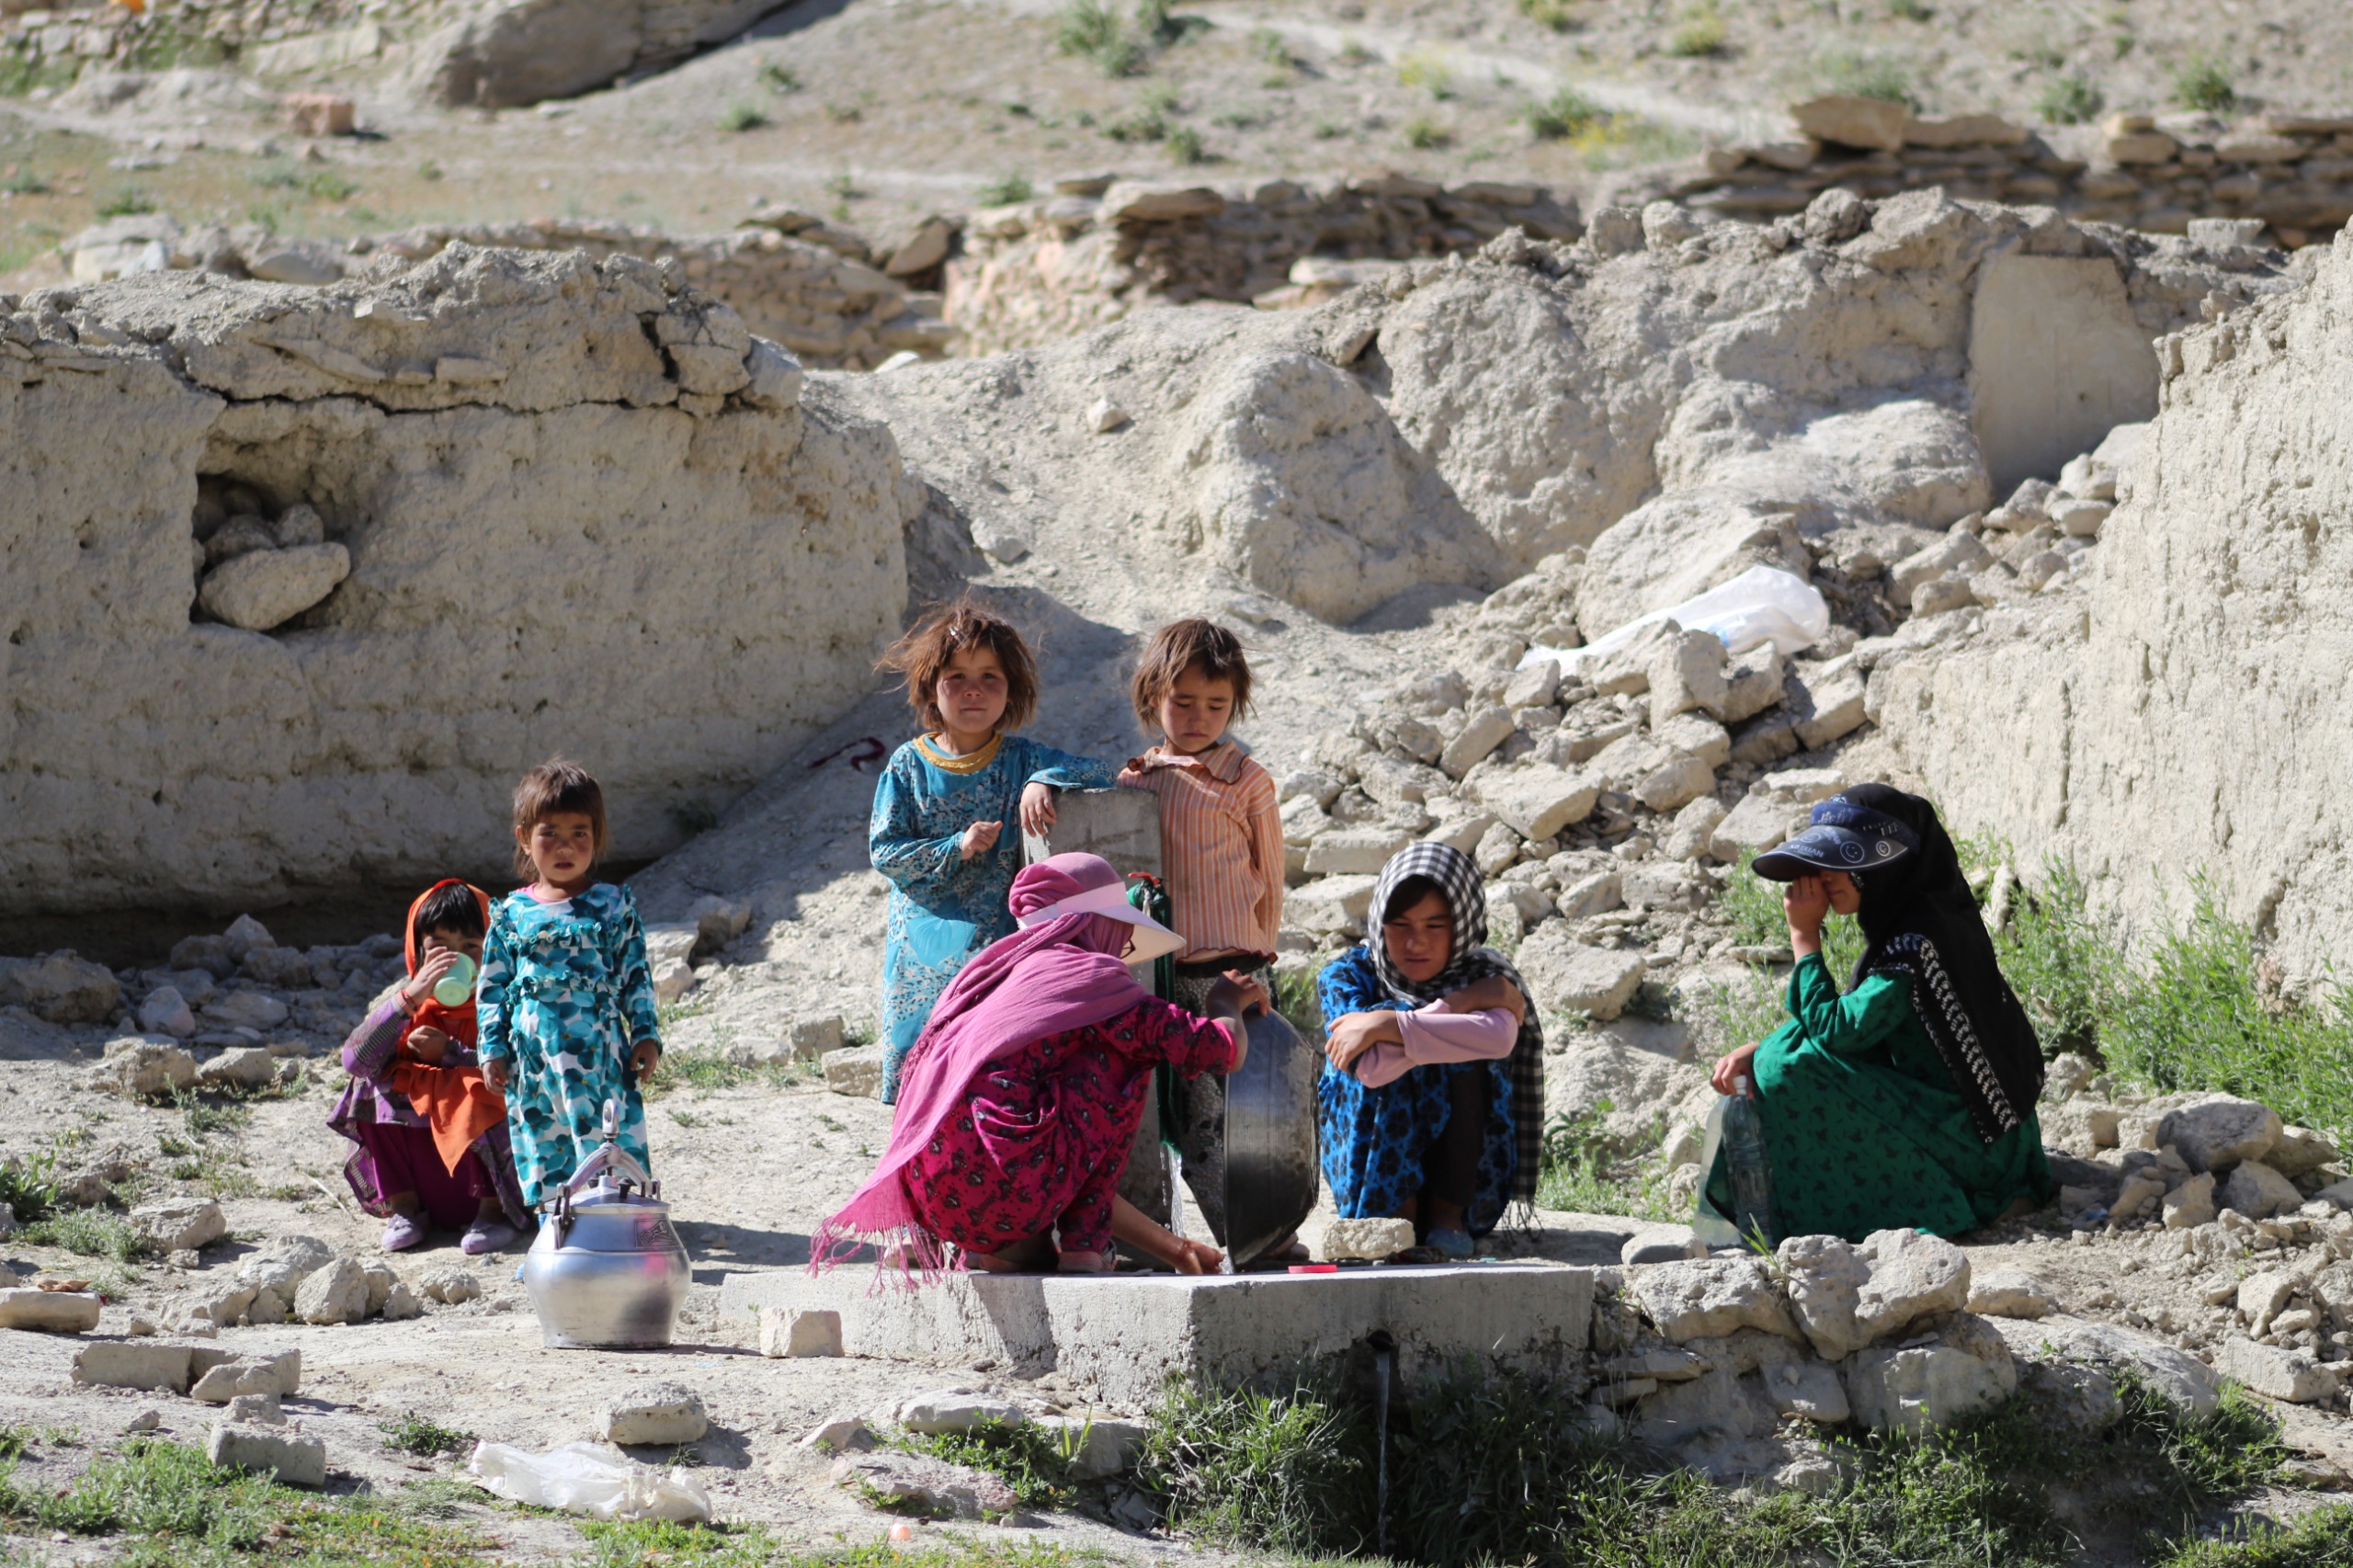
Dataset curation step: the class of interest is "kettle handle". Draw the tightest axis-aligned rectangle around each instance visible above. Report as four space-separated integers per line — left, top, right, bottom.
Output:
560 1097 656 1199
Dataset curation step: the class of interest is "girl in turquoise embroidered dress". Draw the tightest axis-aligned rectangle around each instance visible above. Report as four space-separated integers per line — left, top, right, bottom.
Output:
870 600 1119 1103
479 759 664 1207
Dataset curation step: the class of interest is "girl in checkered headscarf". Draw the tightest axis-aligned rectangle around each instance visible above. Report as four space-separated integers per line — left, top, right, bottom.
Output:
1313 843 1544 1258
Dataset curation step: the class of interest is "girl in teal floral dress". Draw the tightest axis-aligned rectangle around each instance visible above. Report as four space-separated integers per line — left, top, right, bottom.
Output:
479 759 665 1208
870 599 1119 1103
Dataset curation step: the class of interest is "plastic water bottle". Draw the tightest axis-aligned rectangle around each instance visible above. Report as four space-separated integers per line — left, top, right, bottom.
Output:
432 953 478 1008
1722 1075 1776 1246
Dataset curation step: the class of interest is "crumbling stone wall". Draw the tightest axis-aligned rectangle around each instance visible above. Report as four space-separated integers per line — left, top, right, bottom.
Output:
0 244 923 919
1658 96 2353 250
60 213 954 372
943 172 1582 358
1875 230 2353 985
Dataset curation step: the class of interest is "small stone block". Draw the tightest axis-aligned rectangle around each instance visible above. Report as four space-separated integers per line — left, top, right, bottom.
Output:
209 1421 325 1488
72 1340 194 1392
0 1288 102 1334
1319 1217 1416 1261
606 1381 710 1446
761 1307 843 1358
224 1392 284 1425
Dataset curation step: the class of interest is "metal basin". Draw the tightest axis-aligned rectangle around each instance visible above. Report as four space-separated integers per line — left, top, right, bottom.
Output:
1220 1008 1320 1267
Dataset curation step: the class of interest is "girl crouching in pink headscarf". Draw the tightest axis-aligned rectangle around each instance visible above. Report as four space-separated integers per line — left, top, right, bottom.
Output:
815 852 1267 1278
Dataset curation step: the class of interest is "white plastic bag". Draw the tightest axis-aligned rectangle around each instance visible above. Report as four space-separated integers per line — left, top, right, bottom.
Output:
1523 565 1831 675
468 1440 712 1522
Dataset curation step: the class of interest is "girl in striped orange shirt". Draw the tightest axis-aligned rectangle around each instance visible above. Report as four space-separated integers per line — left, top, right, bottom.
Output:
1120 619 1293 1256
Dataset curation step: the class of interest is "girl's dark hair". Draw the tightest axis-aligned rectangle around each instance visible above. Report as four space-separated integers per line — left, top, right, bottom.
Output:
876 596 1040 735
1381 874 1448 926
512 756 608 876
1131 618 1254 730
412 881 485 945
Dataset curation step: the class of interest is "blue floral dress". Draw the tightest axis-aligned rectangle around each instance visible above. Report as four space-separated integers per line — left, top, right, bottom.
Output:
1313 949 1518 1236
870 733 1119 1102
477 882 662 1207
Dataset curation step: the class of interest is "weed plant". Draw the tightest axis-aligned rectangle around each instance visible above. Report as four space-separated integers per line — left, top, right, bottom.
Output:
0 1142 59 1223
1526 87 1603 142
1821 52 1920 110
1518 0 1579 31
974 173 1034 206
1396 50 1454 100
1137 1362 2293 1566
719 102 769 132
899 1422 1077 1510
1400 115 1448 151
1137 1380 1376 1554
2038 72 2104 124
1665 1 1728 60
18 1206 145 1264
2173 54 2237 113
1053 0 1142 77
1888 0 1931 17
757 61 801 93
1163 125 1207 164
377 1412 475 1458
1538 1103 1676 1220
1271 964 1324 1039
2159 1506 2353 1567
95 187 153 218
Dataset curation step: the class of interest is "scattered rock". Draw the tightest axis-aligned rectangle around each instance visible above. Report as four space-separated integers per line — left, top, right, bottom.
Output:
225 1392 284 1425
1517 926 1645 1022
293 1257 371 1325
1760 1360 1851 1424
2217 1337 2343 1405
1779 1234 1870 1360
1842 1313 2017 1434
87 1038 198 1100
1320 1217 1416 1261
418 1267 482 1305
203 991 291 1032
2220 1160 2303 1220
72 1341 194 1392
198 1046 279 1091
0 1289 101 1333
800 1413 871 1451
191 1350 301 1402
127 1408 163 1434
1630 1256 1799 1345
0 950 121 1023
822 1045 884 1098
129 1197 225 1255
137 985 197 1038
1966 1269 2056 1320
1853 1229 1972 1342
2157 1095 2282 1174
2163 1171 2218 1229
1086 397 1129 433
760 1307 843 1358
899 1391 1025 1435
831 1449 1017 1519
606 1381 709 1446
209 1421 325 1488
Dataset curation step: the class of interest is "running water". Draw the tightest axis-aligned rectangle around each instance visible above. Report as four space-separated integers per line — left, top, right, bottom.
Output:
1371 1336 1393 1556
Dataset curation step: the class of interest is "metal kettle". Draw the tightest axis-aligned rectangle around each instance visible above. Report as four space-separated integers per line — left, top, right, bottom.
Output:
521 1100 691 1349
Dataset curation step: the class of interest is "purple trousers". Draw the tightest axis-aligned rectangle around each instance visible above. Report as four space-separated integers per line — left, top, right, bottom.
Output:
346 1119 497 1230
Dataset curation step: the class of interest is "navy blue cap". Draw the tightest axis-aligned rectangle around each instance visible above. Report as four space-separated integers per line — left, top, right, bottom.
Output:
1751 796 1920 881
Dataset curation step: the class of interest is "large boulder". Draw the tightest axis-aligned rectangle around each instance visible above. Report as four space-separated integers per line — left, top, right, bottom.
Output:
1842 1312 2016 1434
413 0 641 108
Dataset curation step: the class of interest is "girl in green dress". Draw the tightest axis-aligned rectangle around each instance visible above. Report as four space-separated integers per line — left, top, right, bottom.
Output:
1703 785 2054 1243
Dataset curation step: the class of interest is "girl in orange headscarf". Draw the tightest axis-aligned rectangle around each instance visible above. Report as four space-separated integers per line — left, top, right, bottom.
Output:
327 881 529 1254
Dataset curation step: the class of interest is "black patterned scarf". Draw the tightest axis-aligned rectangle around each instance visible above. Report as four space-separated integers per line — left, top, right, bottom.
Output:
1838 785 2046 1145
1364 842 1546 1211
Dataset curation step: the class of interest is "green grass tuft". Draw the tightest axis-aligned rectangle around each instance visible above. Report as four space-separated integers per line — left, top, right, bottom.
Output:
1163 124 1207 164
2159 1506 2353 1567
1518 0 1580 32
757 61 801 94
18 1206 145 1263
2036 73 2104 124
377 1412 475 1459
1054 0 1144 78
95 188 154 218
1400 114 1449 150
1665 1 1728 60
1822 52 1920 109
719 101 769 132
2172 54 2237 113
0 1141 61 1223
1525 87 1605 142
1137 1380 1375 1554
1538 1102 1677 1219
974 173 1034 206
898 1422 1078 1511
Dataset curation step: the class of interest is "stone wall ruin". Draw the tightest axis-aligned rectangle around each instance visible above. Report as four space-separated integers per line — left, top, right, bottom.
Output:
0 243 923 919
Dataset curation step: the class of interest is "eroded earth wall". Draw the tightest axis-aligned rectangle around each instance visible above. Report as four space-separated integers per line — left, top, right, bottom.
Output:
0 244 922 918
1879 231 2353 983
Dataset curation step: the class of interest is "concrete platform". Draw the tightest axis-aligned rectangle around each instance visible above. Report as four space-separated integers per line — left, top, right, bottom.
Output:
720 1263 1595 1407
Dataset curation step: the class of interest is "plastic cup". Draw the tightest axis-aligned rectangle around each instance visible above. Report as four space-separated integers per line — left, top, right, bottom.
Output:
433 953 477 1008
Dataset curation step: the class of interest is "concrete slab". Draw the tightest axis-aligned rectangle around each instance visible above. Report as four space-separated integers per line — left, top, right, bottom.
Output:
720 1263 1594 1407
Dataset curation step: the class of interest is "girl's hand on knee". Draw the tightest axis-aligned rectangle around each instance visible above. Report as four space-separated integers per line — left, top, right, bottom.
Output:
1710 1042 1761 1096
629 1040 662 1082
960 819 1002 862
1018 782 1057 836
405 1026 451 1064
483 1058 512 1091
